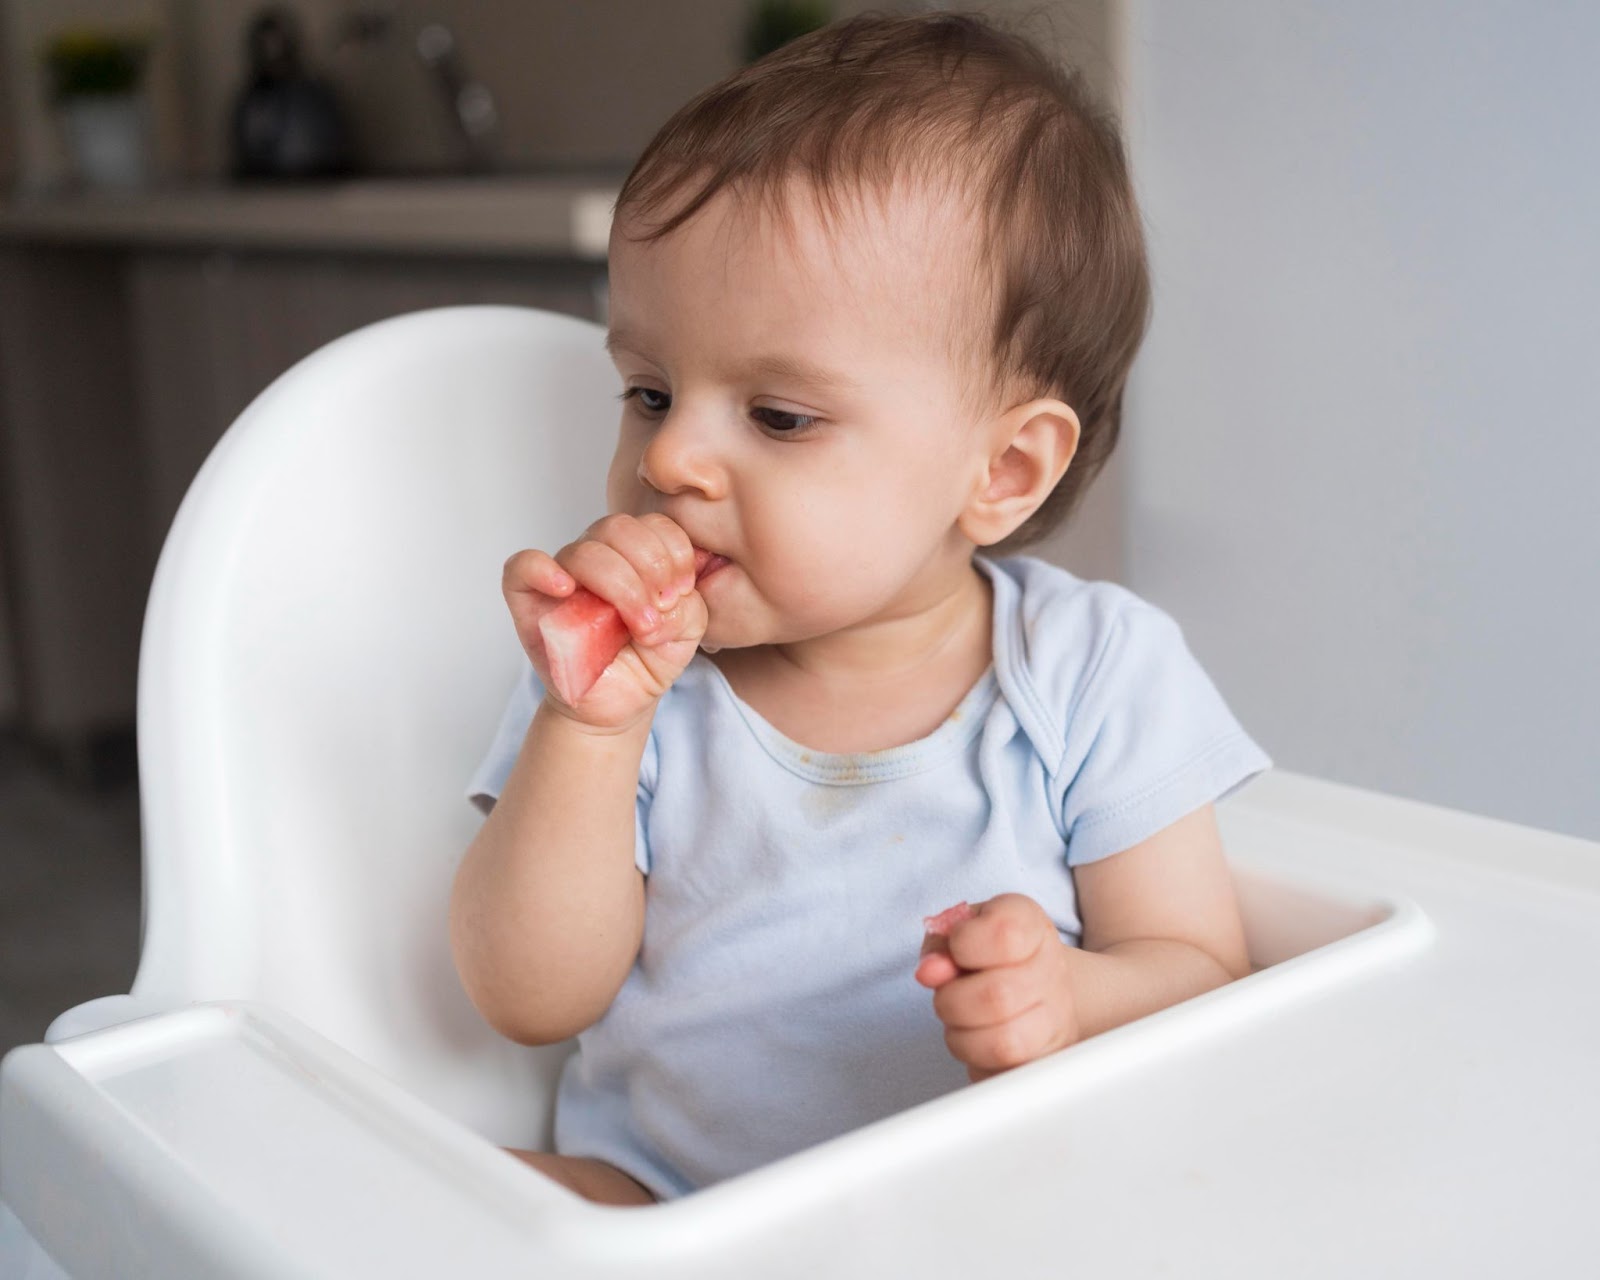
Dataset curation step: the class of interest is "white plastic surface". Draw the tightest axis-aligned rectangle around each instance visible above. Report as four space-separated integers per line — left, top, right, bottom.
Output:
3 307 1597 1276
130 305 610 1148
8 777 1600 1276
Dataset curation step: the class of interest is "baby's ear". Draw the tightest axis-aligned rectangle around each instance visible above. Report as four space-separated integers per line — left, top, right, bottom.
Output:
958 399 1080 547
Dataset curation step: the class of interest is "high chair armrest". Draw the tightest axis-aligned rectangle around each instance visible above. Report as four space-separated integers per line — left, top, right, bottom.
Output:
0 1001 591 1280
44 994 166 1043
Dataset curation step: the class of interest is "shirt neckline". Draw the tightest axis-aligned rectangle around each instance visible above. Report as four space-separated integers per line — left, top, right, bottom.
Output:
691 556 1006 786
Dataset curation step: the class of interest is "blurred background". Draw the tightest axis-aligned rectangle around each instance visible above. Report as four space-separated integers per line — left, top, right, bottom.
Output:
0 0 1594 1056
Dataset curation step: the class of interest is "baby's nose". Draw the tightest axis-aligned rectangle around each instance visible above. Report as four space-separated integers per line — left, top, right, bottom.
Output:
638 415 725 499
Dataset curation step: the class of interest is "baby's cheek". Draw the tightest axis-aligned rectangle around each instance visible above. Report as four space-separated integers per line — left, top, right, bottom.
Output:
604 445 647 515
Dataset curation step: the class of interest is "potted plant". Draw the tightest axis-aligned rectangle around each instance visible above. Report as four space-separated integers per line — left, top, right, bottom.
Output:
42 28 153 189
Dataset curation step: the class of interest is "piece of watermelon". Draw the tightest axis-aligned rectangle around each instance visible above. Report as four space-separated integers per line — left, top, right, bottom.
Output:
538 547 726 703
922 901 975 936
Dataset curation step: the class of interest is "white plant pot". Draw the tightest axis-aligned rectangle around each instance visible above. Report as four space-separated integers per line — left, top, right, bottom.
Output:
60 94 149 190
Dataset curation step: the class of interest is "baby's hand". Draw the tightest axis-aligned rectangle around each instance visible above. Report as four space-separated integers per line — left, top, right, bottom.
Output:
502 513 707 731
914 894 1081 1083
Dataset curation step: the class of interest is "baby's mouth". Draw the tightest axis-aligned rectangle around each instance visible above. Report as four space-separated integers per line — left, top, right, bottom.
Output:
691 548 730 654
694 550 731 581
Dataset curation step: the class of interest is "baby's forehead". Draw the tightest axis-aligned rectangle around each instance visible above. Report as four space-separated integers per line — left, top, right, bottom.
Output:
607 173 999 407
647 178 982 352
738 176 978 298
626 171 973 277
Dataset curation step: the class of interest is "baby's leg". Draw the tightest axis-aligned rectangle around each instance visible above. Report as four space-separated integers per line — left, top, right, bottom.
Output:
501 1147 657 1206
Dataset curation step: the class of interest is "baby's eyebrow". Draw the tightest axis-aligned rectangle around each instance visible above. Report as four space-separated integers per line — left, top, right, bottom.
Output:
739 352 863 394
605 327 861 394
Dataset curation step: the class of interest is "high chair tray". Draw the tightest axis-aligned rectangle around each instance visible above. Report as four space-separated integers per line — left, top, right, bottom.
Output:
3 770 1598 1278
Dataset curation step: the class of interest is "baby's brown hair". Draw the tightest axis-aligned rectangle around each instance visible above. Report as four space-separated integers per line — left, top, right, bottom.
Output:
611 9 1150 548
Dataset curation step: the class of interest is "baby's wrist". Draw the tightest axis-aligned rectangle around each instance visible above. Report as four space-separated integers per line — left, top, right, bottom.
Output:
1048 938 1086 1049
536 692 657 741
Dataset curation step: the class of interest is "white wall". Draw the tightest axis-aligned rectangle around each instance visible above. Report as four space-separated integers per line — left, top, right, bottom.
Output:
1118 1 1600 840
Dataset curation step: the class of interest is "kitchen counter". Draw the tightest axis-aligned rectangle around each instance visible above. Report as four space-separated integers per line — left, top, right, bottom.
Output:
0 171 621 750
0 173 622 259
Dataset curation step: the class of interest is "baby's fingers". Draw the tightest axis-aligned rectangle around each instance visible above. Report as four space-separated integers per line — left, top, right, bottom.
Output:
914 947 961 989
651 578 709 648
930 965 1038 1030
502 548 577 602
589 513 689 615
945 894 1052 972
558 538 666 642
634 512 699 602
941 1002 1059 1080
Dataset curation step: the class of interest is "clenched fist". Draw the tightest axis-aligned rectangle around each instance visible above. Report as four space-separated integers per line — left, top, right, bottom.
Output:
915 894 1082 1082
503 512 709 732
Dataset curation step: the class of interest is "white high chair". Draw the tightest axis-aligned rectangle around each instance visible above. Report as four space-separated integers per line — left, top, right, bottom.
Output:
2 306 1597 1278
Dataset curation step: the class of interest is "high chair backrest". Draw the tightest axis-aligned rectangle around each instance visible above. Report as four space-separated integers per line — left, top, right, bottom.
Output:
132 306 617 1147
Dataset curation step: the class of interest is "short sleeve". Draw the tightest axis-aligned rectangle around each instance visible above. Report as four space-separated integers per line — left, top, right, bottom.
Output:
466 661 654 875
1056 602 1272 867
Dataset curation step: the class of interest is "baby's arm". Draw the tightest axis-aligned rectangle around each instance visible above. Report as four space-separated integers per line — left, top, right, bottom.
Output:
1066 803 1251 1030
451 701 651 1044
917 804 1249 1080
450 514 705 1045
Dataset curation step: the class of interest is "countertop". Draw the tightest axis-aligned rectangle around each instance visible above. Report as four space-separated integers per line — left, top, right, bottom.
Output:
0 172 624 259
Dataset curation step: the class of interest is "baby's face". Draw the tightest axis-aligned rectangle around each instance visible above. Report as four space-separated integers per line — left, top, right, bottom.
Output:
604 176 1002 652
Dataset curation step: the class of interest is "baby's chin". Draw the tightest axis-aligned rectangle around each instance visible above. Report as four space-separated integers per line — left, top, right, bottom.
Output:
696 613 832 656
696 619 748 655
692 576 857 655
695 610 773 656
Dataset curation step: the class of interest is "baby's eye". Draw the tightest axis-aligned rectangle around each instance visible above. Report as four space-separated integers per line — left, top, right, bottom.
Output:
617 386 670 415
618 387 818 438
751 407 817 436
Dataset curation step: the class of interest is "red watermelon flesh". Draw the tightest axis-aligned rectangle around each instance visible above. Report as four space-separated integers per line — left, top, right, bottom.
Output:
922 901 975 936
538 547 725 703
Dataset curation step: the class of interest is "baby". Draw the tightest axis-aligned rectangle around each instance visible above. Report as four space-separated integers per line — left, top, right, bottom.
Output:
451 11 1270 1206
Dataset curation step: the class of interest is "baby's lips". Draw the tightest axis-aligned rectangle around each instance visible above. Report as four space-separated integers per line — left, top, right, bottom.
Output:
691 546 731 580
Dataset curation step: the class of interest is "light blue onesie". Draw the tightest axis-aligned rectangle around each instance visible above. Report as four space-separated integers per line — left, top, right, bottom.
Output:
467 553 1271 1199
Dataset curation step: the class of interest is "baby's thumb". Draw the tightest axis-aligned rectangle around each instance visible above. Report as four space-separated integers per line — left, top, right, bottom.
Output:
916 899 976 988
914 944 960 988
